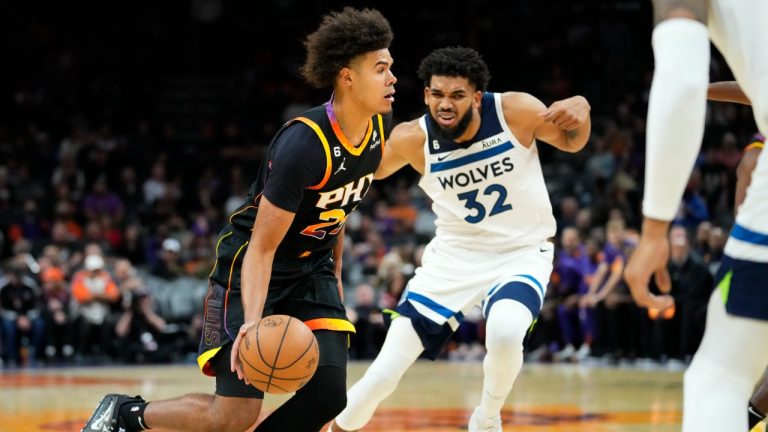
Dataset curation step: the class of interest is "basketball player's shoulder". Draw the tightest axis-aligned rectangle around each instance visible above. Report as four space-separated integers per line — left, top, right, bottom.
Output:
499 91 546 127
389 119 425 152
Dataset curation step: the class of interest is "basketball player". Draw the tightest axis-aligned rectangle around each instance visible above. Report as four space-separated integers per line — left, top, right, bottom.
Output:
706 83 767 431
331 46 591 432
81 7 396 432
624 0 768 430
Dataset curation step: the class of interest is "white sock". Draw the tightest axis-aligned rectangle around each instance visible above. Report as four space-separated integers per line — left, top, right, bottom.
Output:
479 300 532 418
642 18 710 220
335 317 424 430
683 291 768 431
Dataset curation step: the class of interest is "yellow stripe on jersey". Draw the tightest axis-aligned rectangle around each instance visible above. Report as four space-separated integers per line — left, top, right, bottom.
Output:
745 141 765 153
304 318 356 333
197 347 222 376
377 114 386 152
330 116 374 156
208 231 233 278
295 117 333 190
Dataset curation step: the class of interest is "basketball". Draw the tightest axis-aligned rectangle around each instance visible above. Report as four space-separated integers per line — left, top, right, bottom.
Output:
238 314 320 394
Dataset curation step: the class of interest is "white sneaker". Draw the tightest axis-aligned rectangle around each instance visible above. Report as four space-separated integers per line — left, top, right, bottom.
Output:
468 407 502 432
575 344 591 362
553 344 576 362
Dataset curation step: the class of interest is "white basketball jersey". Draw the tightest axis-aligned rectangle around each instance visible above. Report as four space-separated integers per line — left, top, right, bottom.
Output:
708 0 768 262
418 92 556 251
726 146 768 262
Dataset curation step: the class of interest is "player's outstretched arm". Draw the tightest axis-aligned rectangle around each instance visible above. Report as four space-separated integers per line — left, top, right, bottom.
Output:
501 92 591 153
374 120 425 179
707 81 751 105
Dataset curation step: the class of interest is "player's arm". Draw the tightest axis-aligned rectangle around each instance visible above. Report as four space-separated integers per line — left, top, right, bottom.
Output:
374 120 426 179
502 92 591 153
231 123 318 380
708 81 751 105
735 145 763 212
232 198 294 382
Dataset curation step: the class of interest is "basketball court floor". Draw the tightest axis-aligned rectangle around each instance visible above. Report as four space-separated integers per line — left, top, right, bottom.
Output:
2 360 764 431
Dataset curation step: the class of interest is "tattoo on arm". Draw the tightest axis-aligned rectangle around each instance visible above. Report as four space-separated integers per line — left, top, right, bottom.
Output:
652 0 709 24
567 129 579 141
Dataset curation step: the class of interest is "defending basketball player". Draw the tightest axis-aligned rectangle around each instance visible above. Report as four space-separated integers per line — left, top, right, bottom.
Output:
81 7 396 432
624 1 768 430
331 46 590 432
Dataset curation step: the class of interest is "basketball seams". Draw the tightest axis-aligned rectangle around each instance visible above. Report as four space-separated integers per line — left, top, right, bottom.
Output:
263 316 293 392
274 332 318 370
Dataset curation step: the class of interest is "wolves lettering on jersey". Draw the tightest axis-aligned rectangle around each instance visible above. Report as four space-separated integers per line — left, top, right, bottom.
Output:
230 104 384 258
418 92 556 251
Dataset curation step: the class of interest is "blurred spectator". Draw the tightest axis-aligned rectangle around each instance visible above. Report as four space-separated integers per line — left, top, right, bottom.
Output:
667 225 713 361
39 266 74 362
81 176 124 223
70 254 120 359
151 238 184 280
347 283 386 360
0 263 44 366
114 259 176 363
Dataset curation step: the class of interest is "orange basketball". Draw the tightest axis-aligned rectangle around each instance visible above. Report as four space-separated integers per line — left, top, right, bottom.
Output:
238 314 319 394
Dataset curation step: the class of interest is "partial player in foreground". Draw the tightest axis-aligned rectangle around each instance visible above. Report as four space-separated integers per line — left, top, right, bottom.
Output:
82 7 396 432
625 0 768 426
709 80 767 432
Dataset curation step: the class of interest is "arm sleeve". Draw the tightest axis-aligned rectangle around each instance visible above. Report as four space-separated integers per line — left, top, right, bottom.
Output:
262 123 326 213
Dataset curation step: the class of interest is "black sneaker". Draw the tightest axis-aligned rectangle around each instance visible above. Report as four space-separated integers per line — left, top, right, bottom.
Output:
81 394 145 432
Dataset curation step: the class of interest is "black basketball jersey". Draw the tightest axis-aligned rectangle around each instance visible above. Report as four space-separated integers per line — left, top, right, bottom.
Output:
230 103 386 259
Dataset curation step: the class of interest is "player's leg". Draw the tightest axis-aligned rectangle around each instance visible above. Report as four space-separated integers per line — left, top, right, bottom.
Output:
750 368 768 431
332 317 425 431
82 342 263 432
254 331 347 431
471 245 551 432
682 277 768 431
470 284 538 431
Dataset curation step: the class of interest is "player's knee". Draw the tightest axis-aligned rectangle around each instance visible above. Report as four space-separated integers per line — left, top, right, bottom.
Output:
304 366 348 423
486 326 525 353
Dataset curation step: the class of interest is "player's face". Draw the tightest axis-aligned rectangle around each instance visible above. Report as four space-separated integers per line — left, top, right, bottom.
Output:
347 49 397 115
424 75 482 141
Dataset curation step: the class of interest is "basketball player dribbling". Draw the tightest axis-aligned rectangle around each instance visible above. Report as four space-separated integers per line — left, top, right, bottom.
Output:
81 7 396 432
625 1 768 430
331 46 591 432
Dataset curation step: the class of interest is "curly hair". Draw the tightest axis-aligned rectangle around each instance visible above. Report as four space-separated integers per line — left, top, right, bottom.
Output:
301 7 393 89
417 46 491 91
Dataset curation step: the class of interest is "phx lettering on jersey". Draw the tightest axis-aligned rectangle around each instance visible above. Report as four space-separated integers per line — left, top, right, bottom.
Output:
316 173 375 209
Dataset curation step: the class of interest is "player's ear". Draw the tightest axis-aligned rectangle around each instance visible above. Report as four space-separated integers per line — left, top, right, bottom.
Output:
338 67 353 88
473 90 483 107
423 87 430 105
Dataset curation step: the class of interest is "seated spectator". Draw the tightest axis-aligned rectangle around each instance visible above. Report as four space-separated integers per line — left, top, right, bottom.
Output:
40 266 74 362
70 254 120 360
0 263 44 366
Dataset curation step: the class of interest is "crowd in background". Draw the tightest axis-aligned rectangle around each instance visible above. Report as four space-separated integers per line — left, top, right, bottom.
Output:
0 1 760 368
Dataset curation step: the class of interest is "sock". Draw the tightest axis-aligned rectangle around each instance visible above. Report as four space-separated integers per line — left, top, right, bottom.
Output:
120 401 151 431
749 401 766 429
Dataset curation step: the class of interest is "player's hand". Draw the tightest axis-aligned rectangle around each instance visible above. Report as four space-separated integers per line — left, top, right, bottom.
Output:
539 95 590 131
231 320 258 383
624 219 675 310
